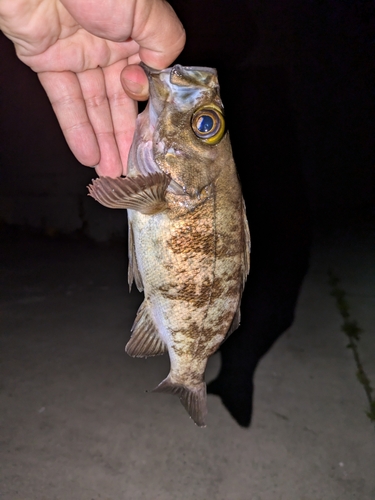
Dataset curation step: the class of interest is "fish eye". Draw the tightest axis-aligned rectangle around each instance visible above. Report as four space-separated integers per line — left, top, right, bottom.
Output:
191 106 225 145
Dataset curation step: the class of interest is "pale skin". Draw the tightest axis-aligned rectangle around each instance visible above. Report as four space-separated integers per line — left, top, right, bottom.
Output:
0 0 185 176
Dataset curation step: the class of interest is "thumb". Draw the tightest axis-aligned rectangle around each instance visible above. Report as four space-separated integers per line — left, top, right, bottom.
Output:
121 64 149 101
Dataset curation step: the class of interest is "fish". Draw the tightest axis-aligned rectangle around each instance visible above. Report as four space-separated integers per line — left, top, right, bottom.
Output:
88 64 250 427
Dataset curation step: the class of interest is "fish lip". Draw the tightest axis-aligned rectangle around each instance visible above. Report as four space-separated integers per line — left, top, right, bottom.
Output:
139 62 158 77
140 62 218 79
140 62 165 80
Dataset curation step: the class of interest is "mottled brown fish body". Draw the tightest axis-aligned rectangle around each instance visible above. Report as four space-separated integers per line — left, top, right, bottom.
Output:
132 139 246 371
88 65 250 426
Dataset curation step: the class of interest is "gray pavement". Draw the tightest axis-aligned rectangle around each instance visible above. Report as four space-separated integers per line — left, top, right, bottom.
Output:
1 219 374 500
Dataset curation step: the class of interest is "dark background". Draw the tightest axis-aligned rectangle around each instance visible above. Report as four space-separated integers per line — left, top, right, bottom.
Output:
0 1 374 240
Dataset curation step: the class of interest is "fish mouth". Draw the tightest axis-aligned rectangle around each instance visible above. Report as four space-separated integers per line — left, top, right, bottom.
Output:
140 63 219 110
140 62 217 79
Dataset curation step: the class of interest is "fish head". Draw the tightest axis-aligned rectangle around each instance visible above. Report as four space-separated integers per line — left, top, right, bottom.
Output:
132 64 231 197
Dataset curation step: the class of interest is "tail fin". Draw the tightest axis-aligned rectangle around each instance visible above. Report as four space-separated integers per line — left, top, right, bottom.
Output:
153 376 207 427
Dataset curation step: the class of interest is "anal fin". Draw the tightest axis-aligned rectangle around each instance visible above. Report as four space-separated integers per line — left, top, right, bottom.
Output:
125 301 166 357
153 376 207 427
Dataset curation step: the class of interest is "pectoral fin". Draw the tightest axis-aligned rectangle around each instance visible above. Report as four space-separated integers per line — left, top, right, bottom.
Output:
125 301 166 357
88 172 170 214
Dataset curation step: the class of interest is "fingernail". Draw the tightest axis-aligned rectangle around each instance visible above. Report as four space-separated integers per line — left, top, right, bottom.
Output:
124 79 144 95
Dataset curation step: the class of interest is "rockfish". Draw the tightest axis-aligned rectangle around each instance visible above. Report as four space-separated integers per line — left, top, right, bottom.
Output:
88 64 250 426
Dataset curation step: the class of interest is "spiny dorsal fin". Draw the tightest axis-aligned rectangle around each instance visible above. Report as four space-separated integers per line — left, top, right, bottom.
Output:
87 172 170 214
153 376 207 427
125 301 166 357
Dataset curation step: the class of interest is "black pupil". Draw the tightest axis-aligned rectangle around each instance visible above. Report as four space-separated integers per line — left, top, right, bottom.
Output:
197 115 214 133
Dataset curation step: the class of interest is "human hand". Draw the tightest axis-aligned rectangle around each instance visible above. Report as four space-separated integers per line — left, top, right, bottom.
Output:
0 0 185 176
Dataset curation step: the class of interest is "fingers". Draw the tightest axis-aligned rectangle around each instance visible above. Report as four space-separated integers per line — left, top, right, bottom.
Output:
103 61 139 175
39 65 136 177
38 70 100 166
17 0 185 180
76 66 124 177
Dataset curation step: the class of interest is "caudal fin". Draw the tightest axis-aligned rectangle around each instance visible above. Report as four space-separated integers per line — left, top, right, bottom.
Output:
153 376 207 427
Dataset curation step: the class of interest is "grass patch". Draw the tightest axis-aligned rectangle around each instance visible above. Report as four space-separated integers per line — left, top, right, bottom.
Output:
328 270 375 424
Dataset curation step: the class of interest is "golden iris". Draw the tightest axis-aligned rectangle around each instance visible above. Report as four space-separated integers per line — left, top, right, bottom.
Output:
191 106 225 145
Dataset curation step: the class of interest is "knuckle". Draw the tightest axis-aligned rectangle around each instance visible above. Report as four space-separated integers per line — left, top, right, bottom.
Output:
84 94 108 109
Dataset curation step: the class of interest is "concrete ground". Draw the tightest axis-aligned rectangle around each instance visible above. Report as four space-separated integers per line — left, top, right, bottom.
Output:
1 216 374 500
